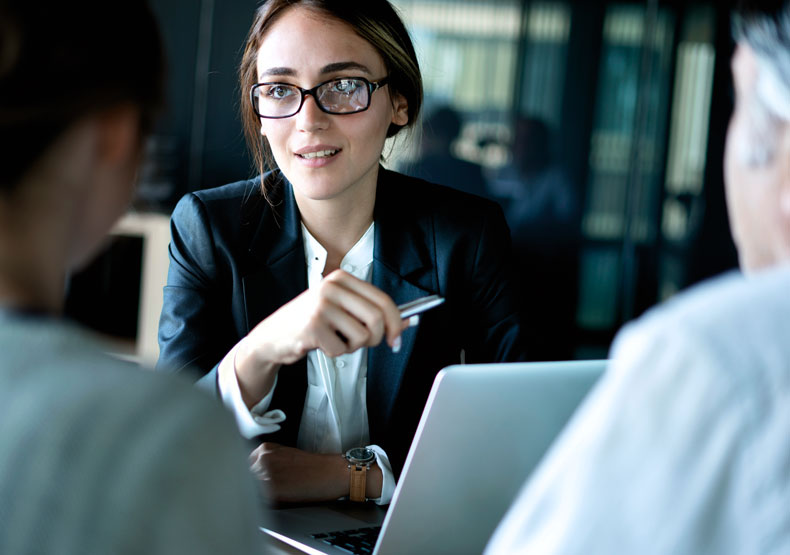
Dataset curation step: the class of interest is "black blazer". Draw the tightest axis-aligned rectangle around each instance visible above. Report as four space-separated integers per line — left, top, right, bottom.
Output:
158 168 528 476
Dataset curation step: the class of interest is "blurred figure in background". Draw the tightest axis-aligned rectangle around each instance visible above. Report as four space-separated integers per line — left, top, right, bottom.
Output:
0 1 266 553
409 104 491 199
492 115 581 360
492 116 579 236
486 1 790 553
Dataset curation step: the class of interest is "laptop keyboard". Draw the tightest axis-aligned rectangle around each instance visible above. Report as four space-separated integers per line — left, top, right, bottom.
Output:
311 526 381 554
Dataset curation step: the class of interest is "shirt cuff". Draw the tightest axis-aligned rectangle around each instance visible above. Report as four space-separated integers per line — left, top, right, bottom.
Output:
367 444 396 505
217 342 286 439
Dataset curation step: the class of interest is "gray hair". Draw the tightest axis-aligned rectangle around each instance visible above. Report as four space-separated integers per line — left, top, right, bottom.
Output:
733 2 790 164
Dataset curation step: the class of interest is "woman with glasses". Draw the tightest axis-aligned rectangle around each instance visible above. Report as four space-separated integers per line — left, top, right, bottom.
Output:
158 0 528 505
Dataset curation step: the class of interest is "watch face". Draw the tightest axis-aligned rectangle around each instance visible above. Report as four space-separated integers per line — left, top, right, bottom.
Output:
346 447 375 463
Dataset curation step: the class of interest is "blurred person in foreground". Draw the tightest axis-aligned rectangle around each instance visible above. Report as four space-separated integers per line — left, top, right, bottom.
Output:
486 1 790 553
0 1 266 553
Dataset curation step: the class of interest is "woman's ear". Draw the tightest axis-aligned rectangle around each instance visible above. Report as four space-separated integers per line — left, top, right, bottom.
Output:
391 92 409 127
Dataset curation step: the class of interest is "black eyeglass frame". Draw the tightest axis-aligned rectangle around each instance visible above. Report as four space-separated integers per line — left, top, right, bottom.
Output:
250 76 390 119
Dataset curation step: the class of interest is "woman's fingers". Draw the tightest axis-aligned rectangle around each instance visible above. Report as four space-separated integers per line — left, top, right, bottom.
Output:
247 270 406 365
321 270 403 347
311 302 371 356
318 279 385 340
324 303 377 352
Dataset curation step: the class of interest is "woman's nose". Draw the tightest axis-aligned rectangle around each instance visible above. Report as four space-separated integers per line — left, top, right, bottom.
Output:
295 93 330 132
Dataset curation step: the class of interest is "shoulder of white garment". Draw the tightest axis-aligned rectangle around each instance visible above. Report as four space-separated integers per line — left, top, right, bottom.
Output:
485 265 790 554
611 264 790 393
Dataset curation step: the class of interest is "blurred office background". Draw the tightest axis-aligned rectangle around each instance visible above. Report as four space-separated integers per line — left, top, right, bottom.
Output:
67 0 740 363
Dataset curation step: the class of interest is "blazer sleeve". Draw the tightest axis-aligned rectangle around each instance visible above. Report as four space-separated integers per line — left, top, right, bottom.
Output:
463 202 529 362
157 193 235 390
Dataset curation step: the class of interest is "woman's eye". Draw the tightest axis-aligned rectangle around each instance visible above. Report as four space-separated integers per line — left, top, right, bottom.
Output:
266 85 293 100
333 79 359 94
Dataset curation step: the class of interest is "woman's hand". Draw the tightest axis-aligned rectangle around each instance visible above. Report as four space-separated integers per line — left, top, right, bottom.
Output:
234 270 407 407
249 269 405 362
250 443 383 504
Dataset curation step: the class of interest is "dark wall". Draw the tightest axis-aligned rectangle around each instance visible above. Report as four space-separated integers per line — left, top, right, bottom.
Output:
146 0 259 210
688 2 739 283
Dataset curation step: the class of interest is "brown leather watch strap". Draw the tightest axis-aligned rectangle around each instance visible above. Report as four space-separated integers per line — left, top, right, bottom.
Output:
349 465 368 502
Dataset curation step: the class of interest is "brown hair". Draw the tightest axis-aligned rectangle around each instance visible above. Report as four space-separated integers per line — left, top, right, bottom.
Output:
239 0 423 196
0 1 165 192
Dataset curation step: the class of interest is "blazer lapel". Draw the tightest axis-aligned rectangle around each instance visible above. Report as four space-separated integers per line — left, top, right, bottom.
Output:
368 169 438 430
242 175 306 333
241 176 308 444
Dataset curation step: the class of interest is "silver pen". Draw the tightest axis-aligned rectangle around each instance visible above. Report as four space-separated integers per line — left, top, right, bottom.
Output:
397 294 445 319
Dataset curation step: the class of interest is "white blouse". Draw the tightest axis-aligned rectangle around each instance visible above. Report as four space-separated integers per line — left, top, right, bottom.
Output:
218 221 395 504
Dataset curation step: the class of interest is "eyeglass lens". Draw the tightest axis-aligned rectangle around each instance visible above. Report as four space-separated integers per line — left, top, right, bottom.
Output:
254 78 371 118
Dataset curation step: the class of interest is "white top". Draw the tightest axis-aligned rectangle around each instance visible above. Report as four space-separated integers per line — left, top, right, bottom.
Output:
218 222 396 504
486 265 790 555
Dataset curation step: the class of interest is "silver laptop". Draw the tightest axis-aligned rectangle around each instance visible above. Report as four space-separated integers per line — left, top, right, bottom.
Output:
262 360 606 554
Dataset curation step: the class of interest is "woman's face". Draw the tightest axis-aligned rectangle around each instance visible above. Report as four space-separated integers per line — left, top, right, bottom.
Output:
256 7 408 206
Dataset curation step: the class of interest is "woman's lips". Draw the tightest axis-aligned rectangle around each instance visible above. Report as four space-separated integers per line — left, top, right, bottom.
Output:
297 148 339 159
294 146 341 167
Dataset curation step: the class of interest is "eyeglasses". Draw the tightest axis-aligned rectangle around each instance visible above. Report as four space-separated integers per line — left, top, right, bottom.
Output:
250 76 389 119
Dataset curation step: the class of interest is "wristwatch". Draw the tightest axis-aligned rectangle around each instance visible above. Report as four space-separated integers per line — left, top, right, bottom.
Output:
345 447 375 502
